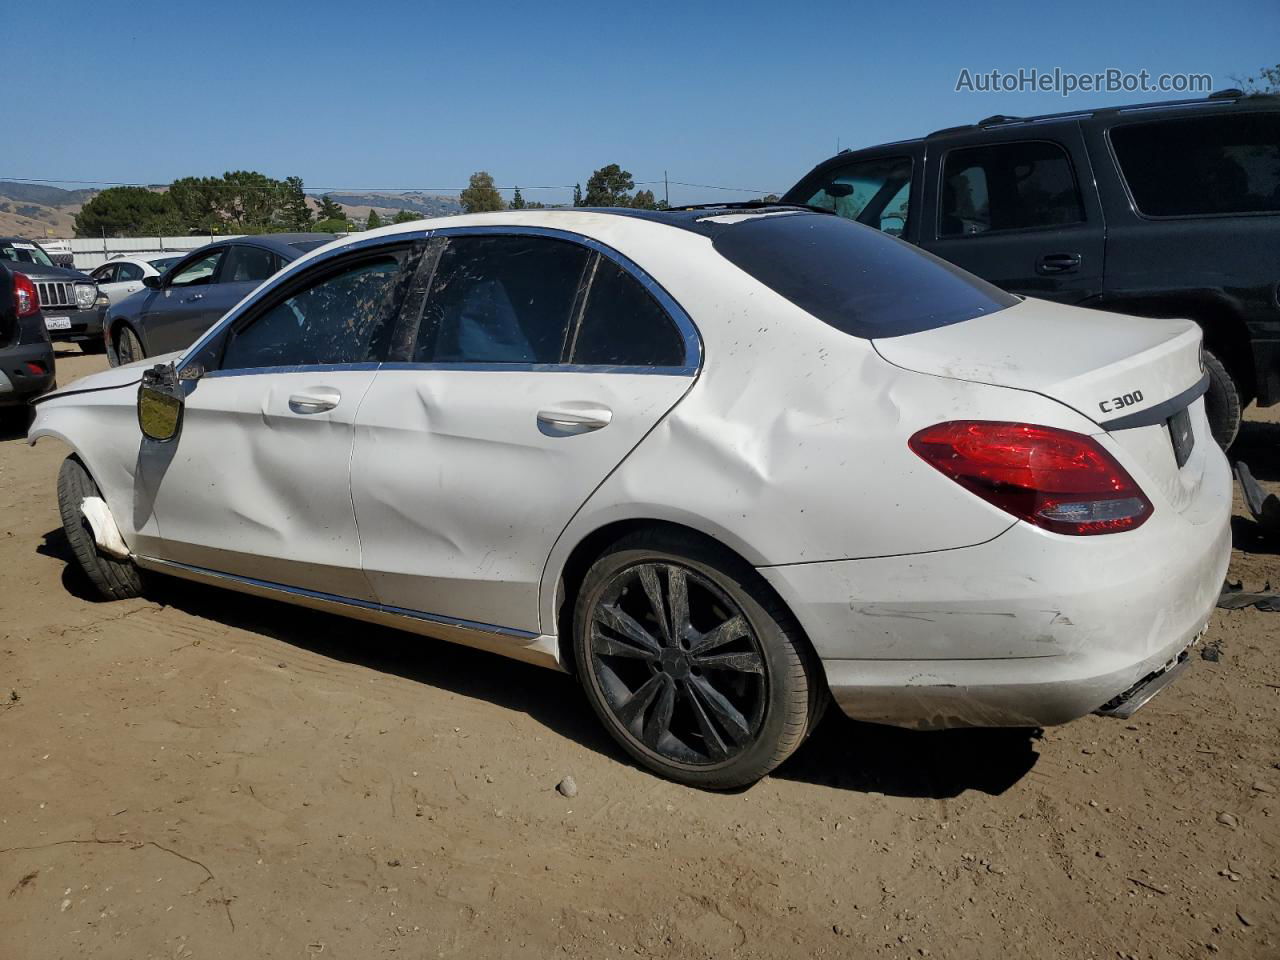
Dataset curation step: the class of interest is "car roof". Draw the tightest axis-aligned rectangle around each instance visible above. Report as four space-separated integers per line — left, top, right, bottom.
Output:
235 233 334 257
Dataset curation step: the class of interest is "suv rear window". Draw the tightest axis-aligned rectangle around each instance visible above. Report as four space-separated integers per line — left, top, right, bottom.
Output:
1111 113 1280 217
712 212 1017 339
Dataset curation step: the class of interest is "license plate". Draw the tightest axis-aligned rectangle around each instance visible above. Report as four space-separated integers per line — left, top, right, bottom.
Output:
44 315 72 331
1168 406 1194 469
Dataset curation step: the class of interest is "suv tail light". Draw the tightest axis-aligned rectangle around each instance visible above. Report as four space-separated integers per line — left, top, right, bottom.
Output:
909 421 1152 535
14 272 39 318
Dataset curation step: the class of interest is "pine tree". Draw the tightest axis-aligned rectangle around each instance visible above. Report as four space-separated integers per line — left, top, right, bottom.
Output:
572 183 583 207
459 171 504 213
511 187 525 209
366 208 382 229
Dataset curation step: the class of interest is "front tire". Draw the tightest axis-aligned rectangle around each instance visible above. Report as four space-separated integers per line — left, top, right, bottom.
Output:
573 530 823 789
57 456 143 600
1202 349 1242 450
114 324 145 366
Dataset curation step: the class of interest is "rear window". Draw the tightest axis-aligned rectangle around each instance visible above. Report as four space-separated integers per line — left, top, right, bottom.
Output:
711 212 1017 339
1111 113 1280 217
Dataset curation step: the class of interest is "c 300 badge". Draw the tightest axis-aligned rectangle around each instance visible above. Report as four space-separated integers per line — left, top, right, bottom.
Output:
1099 390 1144 414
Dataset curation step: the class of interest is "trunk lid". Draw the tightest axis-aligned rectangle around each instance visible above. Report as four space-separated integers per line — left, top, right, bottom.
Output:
873 297 1209 514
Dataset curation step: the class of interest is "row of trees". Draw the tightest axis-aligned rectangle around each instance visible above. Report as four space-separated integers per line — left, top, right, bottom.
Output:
459 164 666 214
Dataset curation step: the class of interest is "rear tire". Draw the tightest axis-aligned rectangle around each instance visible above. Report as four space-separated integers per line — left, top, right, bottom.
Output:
573 529 824 789
114 325 145 366
1202 349 1242 450
57 456 143 601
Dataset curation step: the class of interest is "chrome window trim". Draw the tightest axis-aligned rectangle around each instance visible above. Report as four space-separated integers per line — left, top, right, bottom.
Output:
180 225 703 379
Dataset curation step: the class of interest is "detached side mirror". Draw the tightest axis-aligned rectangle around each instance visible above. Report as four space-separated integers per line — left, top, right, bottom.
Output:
143 275 162 290
138 363 184 442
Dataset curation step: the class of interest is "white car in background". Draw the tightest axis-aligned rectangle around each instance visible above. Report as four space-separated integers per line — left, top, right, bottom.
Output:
89 254 184 305
29 208 1231 788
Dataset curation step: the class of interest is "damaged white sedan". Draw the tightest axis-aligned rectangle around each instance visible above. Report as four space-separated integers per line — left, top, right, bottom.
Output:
31 207 1231 788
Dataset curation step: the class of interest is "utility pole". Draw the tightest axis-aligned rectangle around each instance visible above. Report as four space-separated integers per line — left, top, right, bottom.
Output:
664 171 669 208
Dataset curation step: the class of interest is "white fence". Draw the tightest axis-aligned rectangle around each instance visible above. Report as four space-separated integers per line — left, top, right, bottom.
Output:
53 236 243 270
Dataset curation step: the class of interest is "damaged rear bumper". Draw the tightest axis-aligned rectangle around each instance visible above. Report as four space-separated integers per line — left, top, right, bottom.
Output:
758 451 1232 730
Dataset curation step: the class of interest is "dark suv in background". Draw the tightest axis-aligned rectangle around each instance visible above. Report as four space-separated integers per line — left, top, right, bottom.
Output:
0 261 56 425
783 90 1280 447
0 237 107 354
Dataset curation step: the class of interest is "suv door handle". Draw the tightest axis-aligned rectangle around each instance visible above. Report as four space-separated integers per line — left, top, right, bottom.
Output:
1037 253 1082 275
288 389 341 414
537 404 612 435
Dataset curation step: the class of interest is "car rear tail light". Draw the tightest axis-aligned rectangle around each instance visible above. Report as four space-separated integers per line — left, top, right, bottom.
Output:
13 272 39 318
909 421 1152 535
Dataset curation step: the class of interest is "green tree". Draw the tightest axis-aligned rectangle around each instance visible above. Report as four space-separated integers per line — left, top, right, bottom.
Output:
759 193 781 204
216 170 286 233
392 209 423 223
1238 63 1280 93
366 208 383 229
73 187 184 238
584 164 637 206
572 183 583 206
313 216 351 234
630 188 658 210
316 194 345 220
510 186 525 209
168 176 222 233
279 176 313 230
459 171 504 213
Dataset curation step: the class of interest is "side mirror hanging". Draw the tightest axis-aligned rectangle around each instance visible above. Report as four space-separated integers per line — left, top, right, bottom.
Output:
137 362 184 442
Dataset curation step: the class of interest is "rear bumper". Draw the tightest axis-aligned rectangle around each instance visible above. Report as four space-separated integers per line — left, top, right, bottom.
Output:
0 341 56 406
759 448 1232 729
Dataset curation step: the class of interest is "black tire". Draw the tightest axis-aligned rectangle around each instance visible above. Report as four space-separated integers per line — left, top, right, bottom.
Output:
114 324 145 366
573 529 824 789
1202 349 1242 450
57 456 143 600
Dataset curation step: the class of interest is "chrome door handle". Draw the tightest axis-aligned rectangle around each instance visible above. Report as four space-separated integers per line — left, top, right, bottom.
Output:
288 389 341 414
537 404 612 435
185 293 205 302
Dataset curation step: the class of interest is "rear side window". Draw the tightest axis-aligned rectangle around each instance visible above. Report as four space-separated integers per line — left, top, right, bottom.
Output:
221 245 280 283
220 255 402 370
571 258 685 366
939 141 1085 236
413 235 590 363
713 212 1018 339
1111 113 1280 216
117 262 144 282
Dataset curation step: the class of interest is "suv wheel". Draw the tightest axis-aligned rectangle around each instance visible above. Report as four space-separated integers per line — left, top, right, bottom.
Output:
573 529 824 789
1202 349 1242 449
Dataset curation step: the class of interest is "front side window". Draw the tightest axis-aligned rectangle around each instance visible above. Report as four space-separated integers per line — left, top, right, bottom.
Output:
1111 113 1280 217
91 263 118 283
571 258 685 366
169 250 224 287
412 235 590 363
221 245 281 283
798 156 913 234
939 141 1084 237
219 254 403 371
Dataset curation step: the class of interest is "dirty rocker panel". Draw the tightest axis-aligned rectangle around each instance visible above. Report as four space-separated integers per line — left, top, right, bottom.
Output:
134 556 562 670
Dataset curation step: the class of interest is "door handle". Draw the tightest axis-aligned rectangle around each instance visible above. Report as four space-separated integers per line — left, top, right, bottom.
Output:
1036 253 1081 275
537 404 612 435
288 389 341 414
184 292 205 302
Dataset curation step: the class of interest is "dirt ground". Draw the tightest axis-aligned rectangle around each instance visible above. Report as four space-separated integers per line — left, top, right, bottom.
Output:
1 350 1277 960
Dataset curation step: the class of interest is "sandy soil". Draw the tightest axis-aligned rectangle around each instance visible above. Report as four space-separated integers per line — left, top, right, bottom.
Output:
1 351 1277 959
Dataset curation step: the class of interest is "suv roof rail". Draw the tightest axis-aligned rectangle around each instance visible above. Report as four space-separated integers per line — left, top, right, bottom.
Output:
1208 87 1245 99
977 114 1024 126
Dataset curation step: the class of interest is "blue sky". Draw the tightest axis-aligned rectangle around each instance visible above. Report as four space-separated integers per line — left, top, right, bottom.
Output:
10 0 1278 205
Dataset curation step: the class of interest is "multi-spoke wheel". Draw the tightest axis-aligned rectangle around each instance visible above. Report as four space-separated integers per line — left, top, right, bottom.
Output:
574 530 823 789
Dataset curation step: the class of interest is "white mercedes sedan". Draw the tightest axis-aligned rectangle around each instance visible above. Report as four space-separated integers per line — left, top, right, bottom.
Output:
30 207 1231 788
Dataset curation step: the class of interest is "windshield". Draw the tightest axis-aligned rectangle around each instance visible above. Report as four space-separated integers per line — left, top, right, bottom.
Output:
0 241 56 268
712 212 1017 339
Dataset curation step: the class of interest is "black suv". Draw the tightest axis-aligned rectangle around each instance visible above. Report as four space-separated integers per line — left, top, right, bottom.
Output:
0 237 107 353
783 90 1280 447
0 261 57 425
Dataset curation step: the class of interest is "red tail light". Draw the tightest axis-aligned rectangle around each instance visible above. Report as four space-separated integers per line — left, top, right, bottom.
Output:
13 272 39 318
909 421 1152 535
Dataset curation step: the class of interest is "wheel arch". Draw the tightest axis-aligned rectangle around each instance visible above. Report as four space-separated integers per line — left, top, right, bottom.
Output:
544 513 808 680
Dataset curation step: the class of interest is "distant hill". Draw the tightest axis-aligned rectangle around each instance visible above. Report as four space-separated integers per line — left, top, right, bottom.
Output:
315 191 463 219
0 181 467 237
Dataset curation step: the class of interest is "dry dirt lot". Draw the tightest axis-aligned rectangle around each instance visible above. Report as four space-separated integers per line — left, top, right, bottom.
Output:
1 351 1277 959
